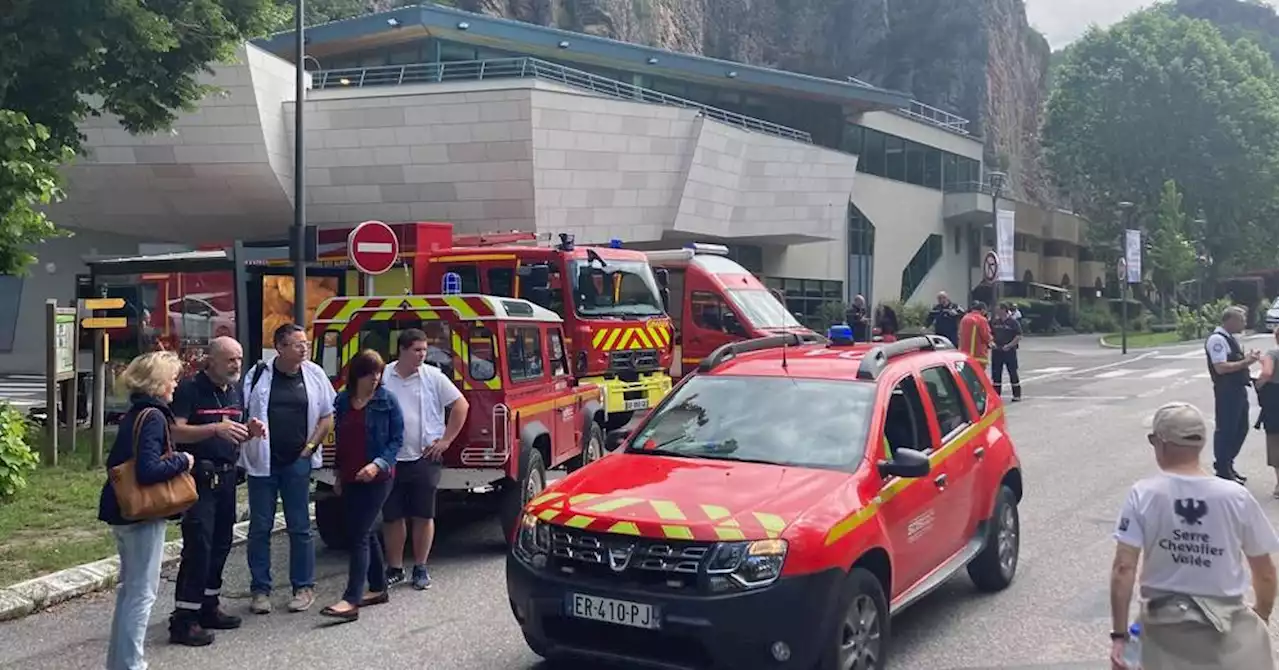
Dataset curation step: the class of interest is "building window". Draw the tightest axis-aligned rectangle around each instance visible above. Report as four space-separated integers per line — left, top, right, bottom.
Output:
726 245 764 274
765 277 844 329
861 128 886 176
848 205 876 304
905 141 925 186
885 135 906 182
923 148 942 189
846 124 973 193
901 234 944 301
841 124 864 156
942 153 960 190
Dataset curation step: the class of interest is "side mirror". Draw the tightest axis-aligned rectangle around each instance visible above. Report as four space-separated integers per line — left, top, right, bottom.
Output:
604 430 630 453
654 268 670 288
876 448 931 479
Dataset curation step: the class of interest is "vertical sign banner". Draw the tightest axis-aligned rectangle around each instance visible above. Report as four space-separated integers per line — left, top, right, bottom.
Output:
1125 229 1142 284
996 209 1016 282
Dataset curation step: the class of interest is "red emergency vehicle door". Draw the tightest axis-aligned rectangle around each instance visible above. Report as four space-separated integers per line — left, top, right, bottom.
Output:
682 290 750 370
545 326 579 464
915 364 979 558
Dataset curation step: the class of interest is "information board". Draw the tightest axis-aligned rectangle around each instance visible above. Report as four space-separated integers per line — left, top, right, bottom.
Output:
54 312 76 380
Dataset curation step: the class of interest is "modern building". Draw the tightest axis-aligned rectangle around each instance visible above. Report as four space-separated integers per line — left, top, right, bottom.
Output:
1 2 1093 373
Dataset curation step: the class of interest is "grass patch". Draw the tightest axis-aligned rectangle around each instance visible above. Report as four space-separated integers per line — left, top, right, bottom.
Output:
1101 331 1185 348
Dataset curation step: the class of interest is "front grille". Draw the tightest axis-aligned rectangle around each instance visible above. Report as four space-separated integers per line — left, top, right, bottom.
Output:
609 349 661 373
549 527 713 592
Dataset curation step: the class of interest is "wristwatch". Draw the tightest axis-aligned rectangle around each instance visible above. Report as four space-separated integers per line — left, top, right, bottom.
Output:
303 442 316 455
1109 631 1129 641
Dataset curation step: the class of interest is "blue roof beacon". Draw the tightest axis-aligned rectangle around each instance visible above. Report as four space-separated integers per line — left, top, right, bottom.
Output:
827 324 854 345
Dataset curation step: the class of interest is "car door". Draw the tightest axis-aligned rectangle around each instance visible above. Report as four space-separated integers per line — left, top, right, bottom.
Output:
917 364 979 558
683 290 747 365
953 358 998 538
546 327 580 464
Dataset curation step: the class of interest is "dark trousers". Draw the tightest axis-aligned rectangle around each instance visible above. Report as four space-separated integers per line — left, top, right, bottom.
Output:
939 327 958 347
991 348 1021 399
342 479 393 604
1213 384 1250 477
173 462 237 618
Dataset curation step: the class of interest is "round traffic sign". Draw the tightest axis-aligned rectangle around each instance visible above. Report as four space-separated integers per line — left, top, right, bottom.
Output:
348 220 399 275
1116 257 1128 280
982 251 1000 283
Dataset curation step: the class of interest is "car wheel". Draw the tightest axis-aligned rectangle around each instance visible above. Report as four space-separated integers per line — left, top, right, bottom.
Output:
567 423 604 472
499 447 547 544
967 485 1020 592
819 567 888 670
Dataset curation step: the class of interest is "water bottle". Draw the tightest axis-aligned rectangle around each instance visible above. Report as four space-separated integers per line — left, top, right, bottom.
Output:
1121 622 1143 669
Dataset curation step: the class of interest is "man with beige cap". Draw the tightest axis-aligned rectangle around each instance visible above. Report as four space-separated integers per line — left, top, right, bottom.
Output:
1109 402 1278 669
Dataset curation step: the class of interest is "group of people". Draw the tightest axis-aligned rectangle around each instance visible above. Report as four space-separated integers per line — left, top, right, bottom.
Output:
1202 305 1279 497
97 323 467 669
923 292 1025 402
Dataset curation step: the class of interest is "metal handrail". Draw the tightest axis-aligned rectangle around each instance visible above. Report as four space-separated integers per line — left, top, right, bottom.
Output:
894 100 971 136
314 57 813 143
943 180 997 195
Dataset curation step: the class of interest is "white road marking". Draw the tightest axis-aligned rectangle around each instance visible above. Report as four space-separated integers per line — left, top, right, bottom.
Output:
1026 367 1075 374
1019 351 1159 384
1025 395 1131 401
1142 368 1185 379
1096 369 1136 379
356 242 394 254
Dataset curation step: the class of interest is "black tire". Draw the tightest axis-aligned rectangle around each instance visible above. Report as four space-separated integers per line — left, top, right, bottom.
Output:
818 567 890 670
499 447 547 544
314 484 349 551
567 423 604 473
602 411 632 432
967 485 1020 592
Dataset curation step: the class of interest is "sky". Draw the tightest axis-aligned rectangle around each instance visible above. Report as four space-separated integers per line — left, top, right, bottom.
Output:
1026 0 1280 49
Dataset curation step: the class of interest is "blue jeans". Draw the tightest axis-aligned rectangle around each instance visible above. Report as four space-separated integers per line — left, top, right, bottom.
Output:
342 479 392 603
246 457 315 595
107 520 167 670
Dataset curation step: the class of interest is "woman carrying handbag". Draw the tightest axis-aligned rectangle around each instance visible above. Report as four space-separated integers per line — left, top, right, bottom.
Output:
98 351 198 670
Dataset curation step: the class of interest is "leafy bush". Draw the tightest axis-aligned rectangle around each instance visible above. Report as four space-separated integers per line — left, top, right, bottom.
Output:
816 302 848 328
1174 297 1237 341
0 402 39 500
1076 307 1118 334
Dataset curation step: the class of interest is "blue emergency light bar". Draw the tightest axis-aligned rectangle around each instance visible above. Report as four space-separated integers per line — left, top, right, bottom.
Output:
442 272 462 295
609 238 623 249
683 242 729 256
827 324 854 345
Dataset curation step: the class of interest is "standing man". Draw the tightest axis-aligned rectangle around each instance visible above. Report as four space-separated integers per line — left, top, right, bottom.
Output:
168 337 264 646
1205 306 1260 483
381 328 469 590
241 323 336 614
845 295 870 342
926 292 962 346
990 303 1023 402
958 301 993 370
1109 402 1277 670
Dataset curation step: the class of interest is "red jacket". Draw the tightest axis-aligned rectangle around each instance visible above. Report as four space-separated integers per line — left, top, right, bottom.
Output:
959 311 993 363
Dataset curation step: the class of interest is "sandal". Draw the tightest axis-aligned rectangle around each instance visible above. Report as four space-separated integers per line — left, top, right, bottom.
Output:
319 603 359 622
360 591 390 607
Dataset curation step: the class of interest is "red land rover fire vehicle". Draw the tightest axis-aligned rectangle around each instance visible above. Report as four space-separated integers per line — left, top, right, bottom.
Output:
643 243 816 377
507 327 1024 669
308 291 604 546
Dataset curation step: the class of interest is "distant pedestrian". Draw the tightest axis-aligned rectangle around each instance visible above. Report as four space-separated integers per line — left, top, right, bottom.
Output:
845 295 870 342
1253 329 1278 498
1109 402 1277 670
167 337 263 646
320 350 402 622
959 301 993 369
1204 306 1261 483
874 303 899 342
926 291 962 346
99 351 196 670
241 323 336 614
990 303 1023 402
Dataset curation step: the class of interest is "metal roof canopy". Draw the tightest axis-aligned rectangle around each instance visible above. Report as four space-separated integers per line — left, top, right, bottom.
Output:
254 4 913 110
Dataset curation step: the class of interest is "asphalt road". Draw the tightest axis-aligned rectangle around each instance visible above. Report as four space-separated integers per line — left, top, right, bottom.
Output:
2 334 1277 670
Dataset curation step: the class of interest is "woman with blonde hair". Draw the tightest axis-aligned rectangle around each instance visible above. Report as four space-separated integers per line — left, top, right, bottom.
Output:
98 351 196 669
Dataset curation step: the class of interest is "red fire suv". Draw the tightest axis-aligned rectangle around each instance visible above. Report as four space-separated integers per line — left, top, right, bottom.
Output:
507 327 1023 669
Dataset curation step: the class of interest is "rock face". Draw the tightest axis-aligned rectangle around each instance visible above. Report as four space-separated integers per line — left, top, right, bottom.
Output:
449 0 1054 204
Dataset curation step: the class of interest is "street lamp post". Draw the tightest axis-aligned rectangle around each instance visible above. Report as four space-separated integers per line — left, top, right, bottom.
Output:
291 0 307 327
1118 201 1135 354
988 171 1007 306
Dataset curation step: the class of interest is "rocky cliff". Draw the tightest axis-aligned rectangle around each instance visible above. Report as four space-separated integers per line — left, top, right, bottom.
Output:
448 0 1054 204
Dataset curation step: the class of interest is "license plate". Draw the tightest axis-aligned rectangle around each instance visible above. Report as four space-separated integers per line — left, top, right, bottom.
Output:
566 593 660 630
623 398 649 411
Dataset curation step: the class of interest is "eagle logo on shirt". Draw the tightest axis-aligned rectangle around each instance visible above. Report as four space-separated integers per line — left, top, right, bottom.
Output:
1173 498 1208 525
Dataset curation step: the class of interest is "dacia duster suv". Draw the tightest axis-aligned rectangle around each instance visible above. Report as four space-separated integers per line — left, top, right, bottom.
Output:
507 329 1024 669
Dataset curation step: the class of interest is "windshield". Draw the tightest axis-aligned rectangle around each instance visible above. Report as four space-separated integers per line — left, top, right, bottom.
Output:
627 375 875 470
727 289 803 329
569 259 665 318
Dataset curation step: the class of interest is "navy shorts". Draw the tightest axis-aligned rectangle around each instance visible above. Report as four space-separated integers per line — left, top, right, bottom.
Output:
381 457 443 522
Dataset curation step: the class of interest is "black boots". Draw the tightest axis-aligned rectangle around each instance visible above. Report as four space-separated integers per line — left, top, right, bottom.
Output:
169 607 241 646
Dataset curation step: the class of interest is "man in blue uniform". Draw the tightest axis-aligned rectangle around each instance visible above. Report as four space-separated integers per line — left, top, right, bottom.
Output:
926 291 962 346
1205 306 1261 483
167 337 263 646
990 303 1023 402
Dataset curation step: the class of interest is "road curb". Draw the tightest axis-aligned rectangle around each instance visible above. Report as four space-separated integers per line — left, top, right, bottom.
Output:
0 503 315 623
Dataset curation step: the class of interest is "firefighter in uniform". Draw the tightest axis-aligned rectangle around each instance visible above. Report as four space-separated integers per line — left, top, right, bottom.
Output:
1205 306 1260 483
959 301 994 369
990 303 1023 401
167 337 264 646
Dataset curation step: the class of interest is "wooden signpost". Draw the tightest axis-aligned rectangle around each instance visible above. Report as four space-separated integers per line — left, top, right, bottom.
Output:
80 296 126 467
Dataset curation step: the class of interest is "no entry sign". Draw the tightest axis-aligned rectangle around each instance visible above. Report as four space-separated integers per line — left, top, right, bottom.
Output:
347 220 399 275
982 251 1000 283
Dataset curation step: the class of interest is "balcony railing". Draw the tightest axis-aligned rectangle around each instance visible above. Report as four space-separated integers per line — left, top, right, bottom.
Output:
845 77 971 137
312 57 813 143
944 180 1000 196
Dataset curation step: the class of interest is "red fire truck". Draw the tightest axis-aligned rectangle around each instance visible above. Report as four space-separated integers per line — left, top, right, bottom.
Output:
643 243 815 377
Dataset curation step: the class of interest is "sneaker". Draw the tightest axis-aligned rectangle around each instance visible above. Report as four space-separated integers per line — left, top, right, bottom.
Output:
411 565 432 591
386 567 405 586
288 588 315 613
249 594 272 614
168 619 215 647
200 607 243 630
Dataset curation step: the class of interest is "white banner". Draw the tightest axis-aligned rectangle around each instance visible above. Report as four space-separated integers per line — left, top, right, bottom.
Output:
1125 229 1142 284
996 209 1016 282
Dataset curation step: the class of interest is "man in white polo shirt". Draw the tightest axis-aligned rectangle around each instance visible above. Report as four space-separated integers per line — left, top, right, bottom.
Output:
1109 402 1278 669
381 327 469 590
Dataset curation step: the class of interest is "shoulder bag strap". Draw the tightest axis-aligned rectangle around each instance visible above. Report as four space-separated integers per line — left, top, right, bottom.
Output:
131 407 160 460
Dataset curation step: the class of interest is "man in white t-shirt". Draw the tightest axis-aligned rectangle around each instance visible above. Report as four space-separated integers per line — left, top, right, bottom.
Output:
1109 402 1278 670
381 328 469 591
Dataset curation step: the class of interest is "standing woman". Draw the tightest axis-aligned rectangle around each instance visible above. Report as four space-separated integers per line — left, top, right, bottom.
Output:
99 351 196 670
320 350 403 621
1256 329 1279 498
875 303 900 343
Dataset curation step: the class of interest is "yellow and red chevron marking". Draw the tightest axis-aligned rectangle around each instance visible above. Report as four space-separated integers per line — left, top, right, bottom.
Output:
591 320 673 352
315 295 496 322
524 491 790 542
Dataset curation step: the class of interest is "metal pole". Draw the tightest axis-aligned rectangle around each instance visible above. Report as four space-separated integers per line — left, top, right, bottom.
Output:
1121 277 1129 355
291 0 307 326
991 190 1001 307
91 330 106 467
44 300 58 465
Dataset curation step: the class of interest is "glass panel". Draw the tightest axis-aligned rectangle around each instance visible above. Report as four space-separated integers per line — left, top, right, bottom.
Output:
923 148 942 189
569 259 664 318
548 330 568 377
920 365 973 435
487 267 515 297
445 265 481 293
468 325 497 381
900 234 945 301
862 129 886 176
841 124 864 156
943 153 959 189
885 135 905 182
905 141 925 186
954 361 989 416
725 289 803 329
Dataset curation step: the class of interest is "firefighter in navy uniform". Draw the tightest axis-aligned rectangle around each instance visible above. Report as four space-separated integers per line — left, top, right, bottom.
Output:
990 302 1023 402
1205 306 1261 484
167 337 264 646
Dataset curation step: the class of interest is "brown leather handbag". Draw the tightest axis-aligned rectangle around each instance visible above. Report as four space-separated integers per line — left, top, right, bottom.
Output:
109 407 198 521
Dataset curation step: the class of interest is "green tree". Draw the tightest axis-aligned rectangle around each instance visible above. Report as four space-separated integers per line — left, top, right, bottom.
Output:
0 0 279 275
1043 10 1279 277
1146 180 1199 316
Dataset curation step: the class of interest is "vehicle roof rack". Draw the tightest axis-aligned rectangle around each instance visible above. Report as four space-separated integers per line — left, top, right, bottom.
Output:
698 332 827 373
855 335 951 380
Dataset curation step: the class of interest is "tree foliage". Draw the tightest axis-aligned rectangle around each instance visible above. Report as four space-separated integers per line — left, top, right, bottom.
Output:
1147 180 1199 311
0 0 279 274
1043 10 1278 276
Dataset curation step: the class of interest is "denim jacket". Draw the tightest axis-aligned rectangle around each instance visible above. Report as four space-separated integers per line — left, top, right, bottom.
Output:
333 385 403 472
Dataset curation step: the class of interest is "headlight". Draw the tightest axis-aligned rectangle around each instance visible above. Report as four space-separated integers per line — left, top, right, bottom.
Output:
706 539 787 589
514 513 551 563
